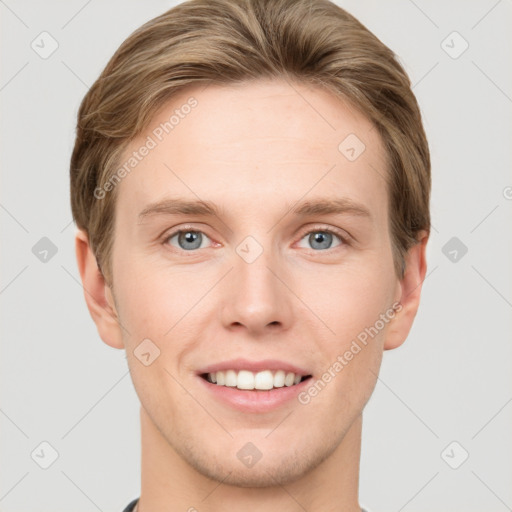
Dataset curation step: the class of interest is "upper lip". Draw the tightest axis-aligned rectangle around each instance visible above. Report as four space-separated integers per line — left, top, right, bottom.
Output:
197 358 311 376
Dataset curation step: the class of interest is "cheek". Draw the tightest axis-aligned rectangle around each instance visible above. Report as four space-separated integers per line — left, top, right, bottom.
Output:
301 261 395 337
298 262 393 397
113 257 198 338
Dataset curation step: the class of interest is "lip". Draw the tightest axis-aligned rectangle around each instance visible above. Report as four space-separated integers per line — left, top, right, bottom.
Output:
196 358 311 376
197 372 313 413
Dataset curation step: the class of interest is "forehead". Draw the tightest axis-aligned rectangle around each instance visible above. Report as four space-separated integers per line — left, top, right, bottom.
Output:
116 79 389 225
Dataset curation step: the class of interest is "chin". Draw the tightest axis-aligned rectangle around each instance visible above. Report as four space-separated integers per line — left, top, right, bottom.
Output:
173 431 337 488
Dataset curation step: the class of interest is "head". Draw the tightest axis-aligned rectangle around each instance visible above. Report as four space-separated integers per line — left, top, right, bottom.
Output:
71 0 430 488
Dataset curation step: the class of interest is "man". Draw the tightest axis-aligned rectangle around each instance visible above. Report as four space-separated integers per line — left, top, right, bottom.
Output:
70 0 430 510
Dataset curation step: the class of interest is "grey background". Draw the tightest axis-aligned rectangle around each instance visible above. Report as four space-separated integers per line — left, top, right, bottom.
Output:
1 1 511 511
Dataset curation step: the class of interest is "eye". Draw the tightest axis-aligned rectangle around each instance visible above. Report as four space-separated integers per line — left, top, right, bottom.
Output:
164 229 212 251
162 226 349 254
296 228 346 251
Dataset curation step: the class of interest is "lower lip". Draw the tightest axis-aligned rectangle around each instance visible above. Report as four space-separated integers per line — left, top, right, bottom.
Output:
197 374 312 413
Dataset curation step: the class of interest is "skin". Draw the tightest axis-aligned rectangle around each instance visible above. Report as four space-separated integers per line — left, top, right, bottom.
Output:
75 79 428 512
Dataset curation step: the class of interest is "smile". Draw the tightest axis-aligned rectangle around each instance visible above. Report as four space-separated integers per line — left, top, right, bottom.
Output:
201 369 311 390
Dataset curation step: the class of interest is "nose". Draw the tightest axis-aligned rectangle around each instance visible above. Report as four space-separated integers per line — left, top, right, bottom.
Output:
220 240 293 337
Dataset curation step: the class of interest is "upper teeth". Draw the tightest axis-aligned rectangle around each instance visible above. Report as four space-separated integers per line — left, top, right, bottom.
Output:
207 370 303 390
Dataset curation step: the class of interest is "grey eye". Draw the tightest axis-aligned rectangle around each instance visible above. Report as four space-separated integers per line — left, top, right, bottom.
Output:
168 230 209 251
297 230 343 251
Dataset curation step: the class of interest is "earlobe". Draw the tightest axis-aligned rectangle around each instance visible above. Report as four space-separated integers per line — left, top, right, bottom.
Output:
384 231 429 351
75 229 124 350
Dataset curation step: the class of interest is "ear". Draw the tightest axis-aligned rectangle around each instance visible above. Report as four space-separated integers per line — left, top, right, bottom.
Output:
384 230 429 350
75 229 124 349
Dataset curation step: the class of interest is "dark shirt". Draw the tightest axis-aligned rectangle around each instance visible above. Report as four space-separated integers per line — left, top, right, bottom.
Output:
122 497 370 511
122 498 139 512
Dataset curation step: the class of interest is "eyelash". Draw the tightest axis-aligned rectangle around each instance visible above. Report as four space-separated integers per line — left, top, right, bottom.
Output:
161 224 350 255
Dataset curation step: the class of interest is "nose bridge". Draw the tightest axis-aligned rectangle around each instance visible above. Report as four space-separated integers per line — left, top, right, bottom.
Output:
222 232 291 332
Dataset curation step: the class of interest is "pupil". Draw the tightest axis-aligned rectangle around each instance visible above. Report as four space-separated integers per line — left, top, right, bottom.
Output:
180 231 201 250
311 231 331 250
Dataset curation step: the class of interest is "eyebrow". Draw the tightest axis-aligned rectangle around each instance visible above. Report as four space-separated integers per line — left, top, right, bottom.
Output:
138 197 372 222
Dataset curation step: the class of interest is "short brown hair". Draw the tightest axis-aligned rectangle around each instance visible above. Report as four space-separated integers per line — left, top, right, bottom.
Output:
70 0 430 284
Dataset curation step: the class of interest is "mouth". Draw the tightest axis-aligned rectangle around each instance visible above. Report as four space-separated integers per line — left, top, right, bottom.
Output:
195 358 314 412
199 370 313 391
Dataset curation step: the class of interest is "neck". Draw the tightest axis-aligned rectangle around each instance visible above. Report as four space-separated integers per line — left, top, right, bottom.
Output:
138 407 363 512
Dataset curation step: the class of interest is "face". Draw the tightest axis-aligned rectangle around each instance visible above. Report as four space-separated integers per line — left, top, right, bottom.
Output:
95 79 411 486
